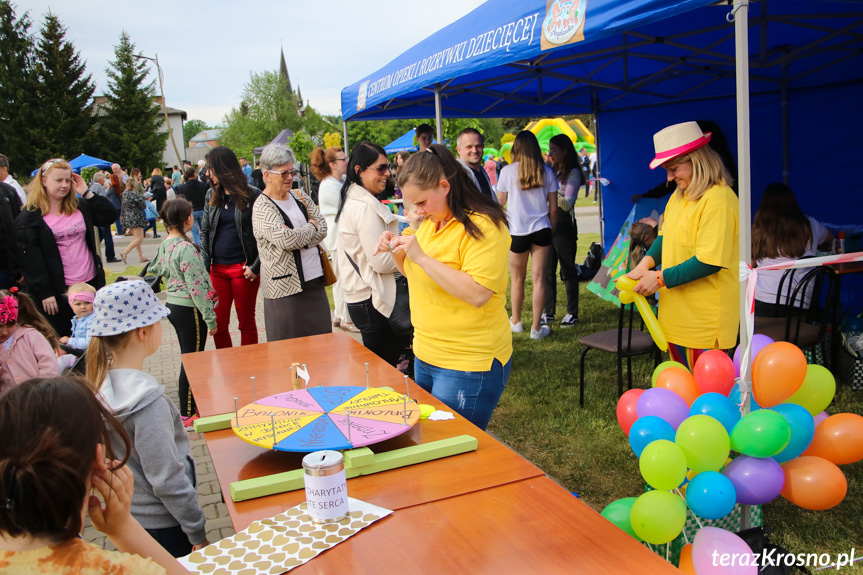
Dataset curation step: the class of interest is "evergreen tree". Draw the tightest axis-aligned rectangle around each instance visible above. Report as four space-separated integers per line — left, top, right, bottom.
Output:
0 1 36 173
30 11 96 162
98 31 166 170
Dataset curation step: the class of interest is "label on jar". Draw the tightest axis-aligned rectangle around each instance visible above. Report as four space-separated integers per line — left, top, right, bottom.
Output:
304 469 348 523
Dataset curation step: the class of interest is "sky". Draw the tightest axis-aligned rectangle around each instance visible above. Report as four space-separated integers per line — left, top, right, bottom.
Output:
19 0 487 126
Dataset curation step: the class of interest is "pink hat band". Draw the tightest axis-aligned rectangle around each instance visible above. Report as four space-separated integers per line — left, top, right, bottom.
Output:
649 121 712 170
68 292 95 303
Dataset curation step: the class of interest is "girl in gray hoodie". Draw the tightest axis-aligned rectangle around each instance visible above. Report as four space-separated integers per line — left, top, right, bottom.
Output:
86 281 208 557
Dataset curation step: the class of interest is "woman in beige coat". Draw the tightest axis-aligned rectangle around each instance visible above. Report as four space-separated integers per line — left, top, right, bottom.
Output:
336 142 404 366
252 144 330 342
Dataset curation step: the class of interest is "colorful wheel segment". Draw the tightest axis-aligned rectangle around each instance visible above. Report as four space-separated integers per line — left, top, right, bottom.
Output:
231 386 421 452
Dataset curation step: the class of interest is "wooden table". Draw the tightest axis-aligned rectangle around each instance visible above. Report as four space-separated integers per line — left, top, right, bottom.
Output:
183 333 544 530
183 334 678 573
290 477 680 574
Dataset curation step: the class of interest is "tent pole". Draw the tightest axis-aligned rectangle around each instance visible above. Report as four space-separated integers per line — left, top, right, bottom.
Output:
781 63 789 184
343 119 350 156
434 86 444 145
733 0 752 531
591 87 604 250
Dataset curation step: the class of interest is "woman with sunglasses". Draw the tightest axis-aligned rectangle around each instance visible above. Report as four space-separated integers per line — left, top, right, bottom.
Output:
336 142 404 366
200 146 262 348
312 146 357 333
253 144 330 341
15 159 117 336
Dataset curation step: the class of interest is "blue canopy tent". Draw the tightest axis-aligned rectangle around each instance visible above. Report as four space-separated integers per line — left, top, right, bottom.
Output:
30 154 114 176
384 129 419 154
341 4 863 524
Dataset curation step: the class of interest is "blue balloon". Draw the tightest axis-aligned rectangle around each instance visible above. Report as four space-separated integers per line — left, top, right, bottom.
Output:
690 393 741 435
629 416 676 457
729 383 760 411
771 403 816 463
686 471 737 519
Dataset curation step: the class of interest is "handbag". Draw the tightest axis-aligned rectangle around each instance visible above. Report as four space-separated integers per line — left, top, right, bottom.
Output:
345 253 412 337
287 192 337 287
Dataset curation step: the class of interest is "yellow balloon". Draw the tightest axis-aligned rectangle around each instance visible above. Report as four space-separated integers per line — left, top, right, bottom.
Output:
616 276 668 351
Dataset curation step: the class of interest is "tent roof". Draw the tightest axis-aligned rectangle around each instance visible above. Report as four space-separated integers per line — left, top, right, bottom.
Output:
341 0 863 121
253 128 295 155
384 129 419 154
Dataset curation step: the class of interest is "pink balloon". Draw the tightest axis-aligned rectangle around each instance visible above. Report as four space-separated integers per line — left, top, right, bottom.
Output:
732 334 775 378
813 411 829 428
693 527 758 574
636 387 690 430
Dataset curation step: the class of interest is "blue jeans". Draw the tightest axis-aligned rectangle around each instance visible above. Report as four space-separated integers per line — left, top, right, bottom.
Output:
98 226 116 259
413 356 512 430
114 216 124 235
192 210 204 245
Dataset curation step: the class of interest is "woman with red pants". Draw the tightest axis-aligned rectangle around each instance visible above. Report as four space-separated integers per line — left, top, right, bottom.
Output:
200 146 262 348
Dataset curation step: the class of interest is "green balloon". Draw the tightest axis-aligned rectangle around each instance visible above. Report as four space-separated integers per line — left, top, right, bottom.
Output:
652 361 689 387
786 364 836 416
601 497 641 540
639 440 687 491
675 415 730 473
730 409 791 457
630 490 687 544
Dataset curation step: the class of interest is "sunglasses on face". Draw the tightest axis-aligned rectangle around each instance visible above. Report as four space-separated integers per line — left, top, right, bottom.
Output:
267 169 297 179
365 163 391 175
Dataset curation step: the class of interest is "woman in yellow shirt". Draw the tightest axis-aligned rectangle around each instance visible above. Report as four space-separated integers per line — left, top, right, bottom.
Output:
376 145 512 430
626 121 739 369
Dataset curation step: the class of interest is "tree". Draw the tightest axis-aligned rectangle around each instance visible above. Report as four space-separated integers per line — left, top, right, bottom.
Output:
98 31 166 170
183 118 210 146
0 1 36 173
220 69 301 160
29 11 96 162
323 132 341 149
289 130 314 166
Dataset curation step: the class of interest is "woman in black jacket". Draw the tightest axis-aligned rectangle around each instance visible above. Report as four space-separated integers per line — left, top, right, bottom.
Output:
199 146 262 348
16 159 117 336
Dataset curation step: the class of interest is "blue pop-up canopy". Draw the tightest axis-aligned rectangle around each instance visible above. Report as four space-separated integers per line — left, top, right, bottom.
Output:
30 154 114 176
384 129 418 154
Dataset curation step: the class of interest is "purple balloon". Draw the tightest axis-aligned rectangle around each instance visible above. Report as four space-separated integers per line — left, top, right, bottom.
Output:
636 387 690 430
814 411 829 427
721 455 784 505
732 334 775 378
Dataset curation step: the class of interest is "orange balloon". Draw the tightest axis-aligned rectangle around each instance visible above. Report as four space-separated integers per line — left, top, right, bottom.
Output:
802 413 863 465
780 456 847 510
654 367 700 406
752 342 807 407
678 544 697 574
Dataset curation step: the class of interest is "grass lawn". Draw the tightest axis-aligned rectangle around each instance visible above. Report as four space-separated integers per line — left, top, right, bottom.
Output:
487 232 863 561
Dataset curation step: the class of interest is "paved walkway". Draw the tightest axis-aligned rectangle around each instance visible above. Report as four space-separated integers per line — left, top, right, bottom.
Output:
84 232 363 550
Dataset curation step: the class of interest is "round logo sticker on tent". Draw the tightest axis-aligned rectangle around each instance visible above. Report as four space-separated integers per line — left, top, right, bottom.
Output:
543 0 587 46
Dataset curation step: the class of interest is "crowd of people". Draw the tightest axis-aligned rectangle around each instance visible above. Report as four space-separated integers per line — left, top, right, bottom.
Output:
1 119 827 571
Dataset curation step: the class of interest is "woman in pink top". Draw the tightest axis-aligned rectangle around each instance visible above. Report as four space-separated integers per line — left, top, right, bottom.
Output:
15 159 118 337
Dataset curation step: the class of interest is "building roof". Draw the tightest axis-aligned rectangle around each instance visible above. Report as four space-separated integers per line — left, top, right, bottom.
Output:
91 95 188 120
190 129 223 143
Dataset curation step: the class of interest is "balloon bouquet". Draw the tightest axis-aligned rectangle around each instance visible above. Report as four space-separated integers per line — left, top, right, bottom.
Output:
605 337 863 573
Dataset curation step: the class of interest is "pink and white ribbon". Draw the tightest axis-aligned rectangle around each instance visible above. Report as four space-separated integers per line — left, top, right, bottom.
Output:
738 251 863 386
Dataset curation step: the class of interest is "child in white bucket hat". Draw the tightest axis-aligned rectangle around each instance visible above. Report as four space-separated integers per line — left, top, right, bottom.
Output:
85 280 209 557
624 121 739 371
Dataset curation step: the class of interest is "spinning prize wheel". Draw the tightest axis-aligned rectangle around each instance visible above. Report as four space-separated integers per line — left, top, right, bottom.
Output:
231 386 420 452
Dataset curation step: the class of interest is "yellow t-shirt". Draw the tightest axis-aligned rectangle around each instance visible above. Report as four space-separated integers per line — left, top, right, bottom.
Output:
0 538 166 574
403 213 512 371
658 184 739 349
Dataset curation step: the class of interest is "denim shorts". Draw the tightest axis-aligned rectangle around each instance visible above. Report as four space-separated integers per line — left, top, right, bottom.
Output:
413 356 512 430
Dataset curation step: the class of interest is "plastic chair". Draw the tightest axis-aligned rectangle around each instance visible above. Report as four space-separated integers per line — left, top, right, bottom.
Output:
578 302 662 407
754 266 838 366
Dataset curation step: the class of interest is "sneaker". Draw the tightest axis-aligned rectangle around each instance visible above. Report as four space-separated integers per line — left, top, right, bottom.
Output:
560 314 579 328
530 325 551 340
510 319 524 333
182 414 199 429
540 313 555 326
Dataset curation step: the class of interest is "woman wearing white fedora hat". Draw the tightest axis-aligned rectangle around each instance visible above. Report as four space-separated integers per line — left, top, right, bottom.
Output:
625 121 739 369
